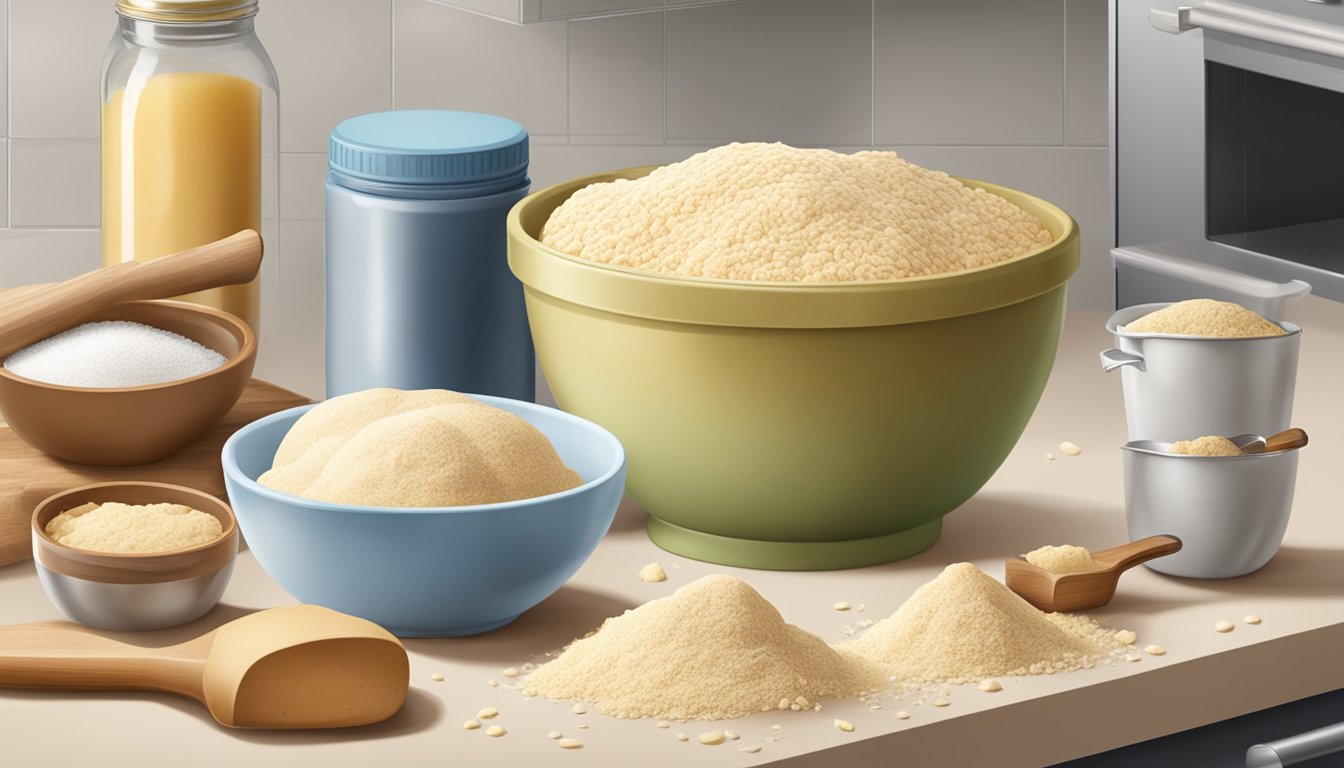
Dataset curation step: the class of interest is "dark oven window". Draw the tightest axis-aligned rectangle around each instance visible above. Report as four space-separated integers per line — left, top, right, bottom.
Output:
1206 61 1344 273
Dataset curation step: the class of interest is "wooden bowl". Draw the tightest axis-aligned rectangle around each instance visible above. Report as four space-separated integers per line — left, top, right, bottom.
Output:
32 481 239 630
0 300 255 466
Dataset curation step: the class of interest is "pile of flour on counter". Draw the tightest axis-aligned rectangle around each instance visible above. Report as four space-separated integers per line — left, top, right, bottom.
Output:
521 565 1134 720
522 574 887 720
840 563 1126 684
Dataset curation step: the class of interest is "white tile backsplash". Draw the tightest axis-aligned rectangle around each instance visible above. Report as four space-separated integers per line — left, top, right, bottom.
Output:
1 0 1115 399
256 219 325 398
10 138 99 228
665 0 871 145
568 11 664 145
259 0 394 153
10 0 111 140
530 143 711 188
1066 0 1109 147
0 141 8 228
393 0 569 137
874 0 1065 146
255 217 283 381
0 8 9 139
279 153 329 221
0 229 100 286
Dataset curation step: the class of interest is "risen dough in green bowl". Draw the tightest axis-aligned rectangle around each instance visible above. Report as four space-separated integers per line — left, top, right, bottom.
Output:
508 166 1078 570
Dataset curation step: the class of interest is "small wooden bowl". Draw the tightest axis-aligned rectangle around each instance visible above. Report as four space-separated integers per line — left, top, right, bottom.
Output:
0 300 255 466
32 481 239 630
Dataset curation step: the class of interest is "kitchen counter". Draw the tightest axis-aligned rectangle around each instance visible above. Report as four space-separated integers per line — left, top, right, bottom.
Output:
3 304 1343 767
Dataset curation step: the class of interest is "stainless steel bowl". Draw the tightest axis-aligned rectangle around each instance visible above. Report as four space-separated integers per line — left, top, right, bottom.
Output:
33 561 235 631
1122 440 1300 579
1101 303 1300 442
32 481 239 631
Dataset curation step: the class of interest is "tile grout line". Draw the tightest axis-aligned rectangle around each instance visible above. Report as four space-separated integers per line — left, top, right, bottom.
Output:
565 17 570 139
538 141 1105 151
1062 0 1069 146
870 0 875 147
662 6 668 146
6 0 11 230
390 0 396 109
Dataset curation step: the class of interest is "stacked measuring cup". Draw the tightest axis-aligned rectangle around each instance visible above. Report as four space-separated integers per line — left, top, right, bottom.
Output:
1100 302 1307 578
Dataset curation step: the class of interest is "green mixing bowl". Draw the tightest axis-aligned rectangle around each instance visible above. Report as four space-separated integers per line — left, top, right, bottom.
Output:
508 167 1079 570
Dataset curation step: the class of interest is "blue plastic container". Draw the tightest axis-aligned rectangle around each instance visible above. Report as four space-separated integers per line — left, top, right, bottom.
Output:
221 395 626 637
325 110 534 399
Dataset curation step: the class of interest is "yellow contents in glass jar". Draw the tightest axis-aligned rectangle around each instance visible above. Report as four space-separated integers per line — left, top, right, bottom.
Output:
101 71 262 330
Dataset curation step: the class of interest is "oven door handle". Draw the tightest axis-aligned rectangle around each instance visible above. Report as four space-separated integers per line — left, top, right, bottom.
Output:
1112 246 1312 303
1247 721 1344 767
1151 1 1344 59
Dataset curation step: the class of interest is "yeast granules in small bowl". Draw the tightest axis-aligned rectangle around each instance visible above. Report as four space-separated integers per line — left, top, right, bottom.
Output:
31 480 238 630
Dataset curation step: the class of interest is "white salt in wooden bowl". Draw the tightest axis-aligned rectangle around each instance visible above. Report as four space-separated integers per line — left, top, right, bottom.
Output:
0 300 255 466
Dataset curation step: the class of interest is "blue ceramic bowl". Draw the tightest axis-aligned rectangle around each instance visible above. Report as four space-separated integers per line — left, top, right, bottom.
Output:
221 394 626 637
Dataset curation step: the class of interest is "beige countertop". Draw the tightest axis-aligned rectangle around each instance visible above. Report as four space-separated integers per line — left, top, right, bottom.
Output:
3 303 1343 767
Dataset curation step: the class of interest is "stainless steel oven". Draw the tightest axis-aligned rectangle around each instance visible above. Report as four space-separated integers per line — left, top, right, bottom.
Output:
1112 4 1344 765
1113 0 1344 318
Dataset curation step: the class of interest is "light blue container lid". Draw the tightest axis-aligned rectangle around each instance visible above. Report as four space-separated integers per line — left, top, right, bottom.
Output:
329 110 528 188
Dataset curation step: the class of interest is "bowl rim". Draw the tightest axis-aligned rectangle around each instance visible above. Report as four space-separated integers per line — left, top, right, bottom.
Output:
0 299 257 394
1105 302 1301 341
32 481 239 564
1121 441 1303 459
222 393 628 515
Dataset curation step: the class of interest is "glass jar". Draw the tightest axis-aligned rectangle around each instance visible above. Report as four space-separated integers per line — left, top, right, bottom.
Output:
101 0 278 333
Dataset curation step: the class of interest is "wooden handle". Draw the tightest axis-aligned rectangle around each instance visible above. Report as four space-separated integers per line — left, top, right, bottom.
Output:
1265 427 1308 453
1095 534 1183 573
0 283 55 303
21 480 63 510
0 622 209 700
0 230 262 358
126 230 263 298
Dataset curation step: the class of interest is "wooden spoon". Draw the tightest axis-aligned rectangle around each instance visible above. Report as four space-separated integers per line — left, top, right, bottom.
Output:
1232 427 1309 455
1004 535 1183 612
0 605 408 729
0 229 262 359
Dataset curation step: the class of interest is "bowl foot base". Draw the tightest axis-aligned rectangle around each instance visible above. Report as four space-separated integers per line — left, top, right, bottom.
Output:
646 515 942 571
384 614 521 638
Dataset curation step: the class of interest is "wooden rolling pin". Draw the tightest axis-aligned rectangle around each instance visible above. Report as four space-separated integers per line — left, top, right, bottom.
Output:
0 229 262 358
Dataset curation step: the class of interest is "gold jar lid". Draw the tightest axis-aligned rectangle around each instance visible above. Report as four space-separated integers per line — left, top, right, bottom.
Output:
116 0 258 22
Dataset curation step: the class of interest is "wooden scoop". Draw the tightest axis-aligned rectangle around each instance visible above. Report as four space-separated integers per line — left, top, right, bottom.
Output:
0 605 408 729
0 229 262 359
1232 427 1309 455
1005 535 1183 612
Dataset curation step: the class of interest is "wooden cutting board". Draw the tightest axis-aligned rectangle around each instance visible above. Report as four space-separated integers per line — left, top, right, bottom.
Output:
0 379 310 567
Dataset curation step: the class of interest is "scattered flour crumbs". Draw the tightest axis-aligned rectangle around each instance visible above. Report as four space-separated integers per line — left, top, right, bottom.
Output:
540 142 1053 283
522 564 1131 721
